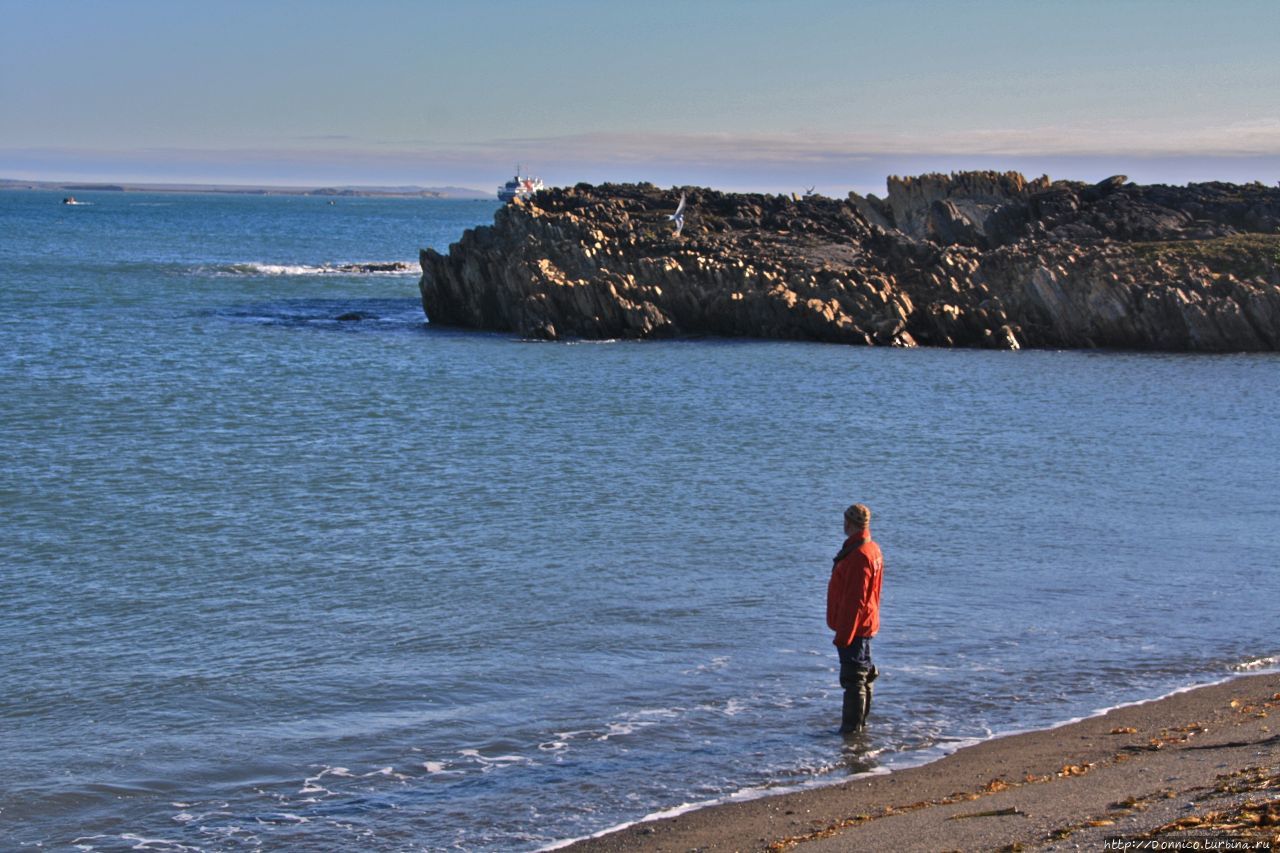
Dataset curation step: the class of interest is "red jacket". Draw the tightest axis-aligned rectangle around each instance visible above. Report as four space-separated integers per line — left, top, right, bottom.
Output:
827 531 883 647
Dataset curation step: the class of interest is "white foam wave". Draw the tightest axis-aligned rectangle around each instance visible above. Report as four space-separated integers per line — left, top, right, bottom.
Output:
642 799 717 822
458 748 532 768
362 766 409 780
555 729 595 740
73 834 203 852
318 766 355 777
122 833 202 851
300 765 355 794
538 766 894 852
681 656 730 675
171 805 233 826
597 720 656 740
256 813 309 824
203 261 417 277
630 706 684 719
1233 655 1279 672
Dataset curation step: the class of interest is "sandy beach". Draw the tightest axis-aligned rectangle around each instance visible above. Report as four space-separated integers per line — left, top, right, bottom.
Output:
564 672 1280 852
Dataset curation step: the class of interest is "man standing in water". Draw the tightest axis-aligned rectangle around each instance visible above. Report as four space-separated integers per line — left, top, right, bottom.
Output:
827 503 883 734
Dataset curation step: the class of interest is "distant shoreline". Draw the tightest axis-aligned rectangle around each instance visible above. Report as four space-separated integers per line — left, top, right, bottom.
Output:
0 178 494 200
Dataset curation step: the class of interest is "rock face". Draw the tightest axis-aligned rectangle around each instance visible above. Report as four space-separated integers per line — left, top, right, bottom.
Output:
419 173 1280 351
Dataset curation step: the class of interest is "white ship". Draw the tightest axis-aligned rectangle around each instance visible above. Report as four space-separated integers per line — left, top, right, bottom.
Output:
497 166 544 202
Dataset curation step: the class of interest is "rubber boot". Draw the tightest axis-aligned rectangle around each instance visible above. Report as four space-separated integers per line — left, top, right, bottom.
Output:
862 665 878 727
840 675 868 734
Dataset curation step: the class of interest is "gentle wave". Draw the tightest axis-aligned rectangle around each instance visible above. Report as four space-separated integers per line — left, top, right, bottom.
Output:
541 666 1278 852
199 260 418 277
1233 655 1280 672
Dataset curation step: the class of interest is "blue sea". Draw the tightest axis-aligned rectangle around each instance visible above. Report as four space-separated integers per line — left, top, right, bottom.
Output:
2 189 1278 851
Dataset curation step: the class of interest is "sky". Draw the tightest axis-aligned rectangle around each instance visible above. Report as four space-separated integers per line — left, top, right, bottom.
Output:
2 0 1277 195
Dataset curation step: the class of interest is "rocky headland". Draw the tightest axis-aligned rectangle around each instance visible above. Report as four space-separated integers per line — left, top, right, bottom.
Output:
419 172 1280 351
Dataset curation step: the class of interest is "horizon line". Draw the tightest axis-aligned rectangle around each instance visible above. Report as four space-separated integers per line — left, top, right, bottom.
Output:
6 170 1280 199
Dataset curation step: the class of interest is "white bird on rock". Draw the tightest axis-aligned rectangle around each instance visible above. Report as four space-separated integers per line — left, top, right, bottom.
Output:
667 193 686 237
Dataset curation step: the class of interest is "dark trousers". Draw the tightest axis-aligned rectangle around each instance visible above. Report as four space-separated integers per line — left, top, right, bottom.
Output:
837 637 873 687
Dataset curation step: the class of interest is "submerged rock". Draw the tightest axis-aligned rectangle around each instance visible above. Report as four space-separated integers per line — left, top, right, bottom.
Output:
419 174 1280 351
337 261 413 274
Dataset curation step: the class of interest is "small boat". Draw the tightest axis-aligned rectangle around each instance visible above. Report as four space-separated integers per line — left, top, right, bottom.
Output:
62 196 86 205
497 166 544 202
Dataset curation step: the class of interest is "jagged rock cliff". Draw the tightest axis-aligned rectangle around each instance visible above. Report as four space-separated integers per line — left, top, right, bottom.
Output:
419 173 1280 351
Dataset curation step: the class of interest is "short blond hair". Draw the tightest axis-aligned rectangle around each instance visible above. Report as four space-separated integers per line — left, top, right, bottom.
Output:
844 503 871 529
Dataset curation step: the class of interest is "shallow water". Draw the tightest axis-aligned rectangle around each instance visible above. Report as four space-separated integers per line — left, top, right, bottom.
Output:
2 190 1278 850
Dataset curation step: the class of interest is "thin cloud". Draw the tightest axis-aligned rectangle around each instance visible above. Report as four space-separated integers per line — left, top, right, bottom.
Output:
9 120 1279 174
5 130 1278 194
476 125 1280 161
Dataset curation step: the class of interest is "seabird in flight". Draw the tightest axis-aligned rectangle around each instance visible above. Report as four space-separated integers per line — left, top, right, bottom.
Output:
668 193 686 237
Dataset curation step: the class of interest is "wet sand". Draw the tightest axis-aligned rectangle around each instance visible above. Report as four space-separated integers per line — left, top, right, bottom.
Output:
562 672 1279 852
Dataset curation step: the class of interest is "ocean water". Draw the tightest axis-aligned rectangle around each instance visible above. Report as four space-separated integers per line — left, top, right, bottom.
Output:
2 189 1278 851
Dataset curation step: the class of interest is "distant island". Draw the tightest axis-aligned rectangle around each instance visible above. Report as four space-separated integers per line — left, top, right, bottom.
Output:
0 178 493 200
420 172 1280 352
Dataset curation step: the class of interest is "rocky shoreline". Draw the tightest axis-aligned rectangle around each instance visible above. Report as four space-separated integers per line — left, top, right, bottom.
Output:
420 172 1280 351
